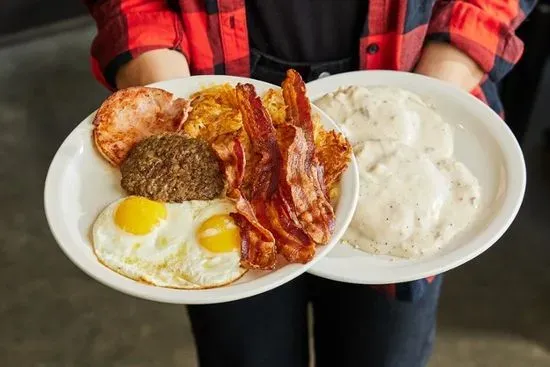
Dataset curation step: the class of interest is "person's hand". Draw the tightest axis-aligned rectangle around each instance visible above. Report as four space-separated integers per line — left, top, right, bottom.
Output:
414 42 484 92
116 49 191 89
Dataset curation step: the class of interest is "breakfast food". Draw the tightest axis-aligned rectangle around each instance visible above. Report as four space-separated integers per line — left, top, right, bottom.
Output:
213 81 333 267
184 83 242 142
186 81 353 194
259 86 352 193
93 87 191 166
120 134 224 202
315 86 481 258
262 89 287 125
92 196 245 288
315 129 353 194
90 69 352 288
280 71 336 244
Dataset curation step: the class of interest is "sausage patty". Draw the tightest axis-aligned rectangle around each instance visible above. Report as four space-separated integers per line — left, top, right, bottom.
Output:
120 134 224 202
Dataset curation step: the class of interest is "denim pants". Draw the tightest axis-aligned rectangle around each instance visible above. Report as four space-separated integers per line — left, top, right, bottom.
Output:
187 50 443 367
188 274 442 367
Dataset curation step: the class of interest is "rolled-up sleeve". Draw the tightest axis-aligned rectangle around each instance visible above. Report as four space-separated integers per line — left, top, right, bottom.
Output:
84 0 189 90
427 0 537 83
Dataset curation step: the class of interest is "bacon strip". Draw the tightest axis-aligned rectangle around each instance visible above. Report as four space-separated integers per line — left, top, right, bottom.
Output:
236 83 316 264
211 133 277 269
280 70 335 244
235 84 281 201
264 195 315 263
276 124 335 245
231 191 278 270
211 133 245 192
282 70 315 143
212 78 337 267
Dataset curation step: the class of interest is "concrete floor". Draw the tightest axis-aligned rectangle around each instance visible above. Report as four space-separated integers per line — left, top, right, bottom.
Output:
0 23 549 367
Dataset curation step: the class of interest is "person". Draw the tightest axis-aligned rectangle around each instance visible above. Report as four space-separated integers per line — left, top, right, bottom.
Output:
85 1 535 366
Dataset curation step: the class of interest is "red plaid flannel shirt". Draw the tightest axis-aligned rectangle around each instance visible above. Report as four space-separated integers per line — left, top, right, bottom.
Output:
85 0 535 301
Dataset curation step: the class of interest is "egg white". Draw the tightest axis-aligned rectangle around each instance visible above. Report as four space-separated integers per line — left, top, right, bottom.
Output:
174 200 246 287
92 197 246 289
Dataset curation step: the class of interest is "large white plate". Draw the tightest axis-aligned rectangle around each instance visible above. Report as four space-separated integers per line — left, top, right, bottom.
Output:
44 75 359 304
306 71 526 284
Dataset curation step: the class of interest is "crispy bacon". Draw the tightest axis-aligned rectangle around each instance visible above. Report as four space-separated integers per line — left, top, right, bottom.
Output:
211 78 339 267
282 69 315 143
280 70 335 244
231 191 278 269
263 195 315 263
236 83 316 264
276 124 335 245
211 133 245 192
235 84 281 201
211 133 277 270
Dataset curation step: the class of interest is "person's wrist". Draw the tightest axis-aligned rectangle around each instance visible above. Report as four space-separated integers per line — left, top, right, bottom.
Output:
414 42 484 91
116 49 191 89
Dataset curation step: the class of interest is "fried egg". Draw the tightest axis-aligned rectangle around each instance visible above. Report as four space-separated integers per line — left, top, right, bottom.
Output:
92 196 246 289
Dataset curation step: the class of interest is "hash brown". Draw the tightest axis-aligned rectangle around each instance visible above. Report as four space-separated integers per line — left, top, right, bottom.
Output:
182 84 351 191
184 84 242 142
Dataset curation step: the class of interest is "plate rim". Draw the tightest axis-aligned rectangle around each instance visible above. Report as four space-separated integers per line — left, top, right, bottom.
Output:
43 74 359 304
305 70 527 284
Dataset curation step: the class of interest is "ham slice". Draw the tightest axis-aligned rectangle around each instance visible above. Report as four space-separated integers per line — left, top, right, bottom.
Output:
93 87 191 166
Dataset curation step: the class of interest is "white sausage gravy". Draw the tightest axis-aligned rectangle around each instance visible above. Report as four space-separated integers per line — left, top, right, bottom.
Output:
315 86 481 258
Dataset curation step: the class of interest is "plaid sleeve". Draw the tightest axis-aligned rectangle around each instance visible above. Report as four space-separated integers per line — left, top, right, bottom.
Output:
427 0 537 83
84 0 188 90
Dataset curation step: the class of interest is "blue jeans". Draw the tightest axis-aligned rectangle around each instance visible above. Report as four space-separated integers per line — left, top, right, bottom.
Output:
187 274 442 367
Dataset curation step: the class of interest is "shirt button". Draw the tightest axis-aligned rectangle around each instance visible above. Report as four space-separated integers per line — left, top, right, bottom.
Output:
318 71 331 79
367 43 380 55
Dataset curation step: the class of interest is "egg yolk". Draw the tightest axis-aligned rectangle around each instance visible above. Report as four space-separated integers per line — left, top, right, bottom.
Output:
114 196 167 235
197 214 241 253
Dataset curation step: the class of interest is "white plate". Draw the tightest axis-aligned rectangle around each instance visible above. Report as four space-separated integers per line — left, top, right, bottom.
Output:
306 71 526 284
44 75 359 304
